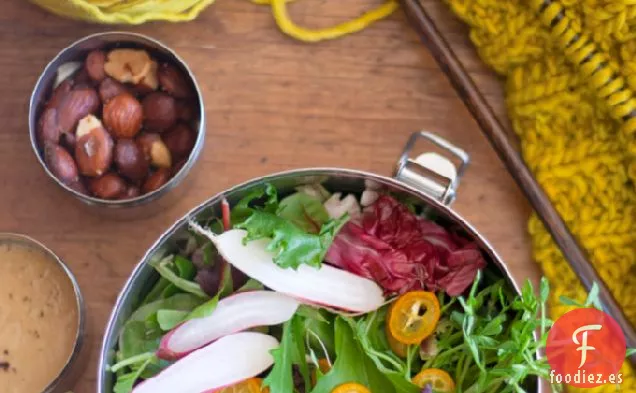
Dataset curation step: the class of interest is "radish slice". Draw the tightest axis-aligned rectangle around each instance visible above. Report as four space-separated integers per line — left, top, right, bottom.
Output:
159 290 299 359
191 226 385 313
133 332 278 393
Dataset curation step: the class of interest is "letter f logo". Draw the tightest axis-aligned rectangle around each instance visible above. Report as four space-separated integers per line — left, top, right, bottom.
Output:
572 324 602 368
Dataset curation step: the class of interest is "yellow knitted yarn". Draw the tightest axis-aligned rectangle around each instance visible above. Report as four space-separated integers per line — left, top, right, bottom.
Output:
444 0 635 391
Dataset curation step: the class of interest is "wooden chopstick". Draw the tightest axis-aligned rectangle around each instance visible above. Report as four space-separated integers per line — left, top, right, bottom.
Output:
398 0 636 362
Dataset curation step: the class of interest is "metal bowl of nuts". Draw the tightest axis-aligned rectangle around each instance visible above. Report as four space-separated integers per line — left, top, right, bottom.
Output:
29 32 205 213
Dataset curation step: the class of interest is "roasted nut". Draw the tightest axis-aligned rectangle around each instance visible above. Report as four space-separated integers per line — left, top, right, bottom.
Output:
119 185 141 200
114 139 149 181
104 49 152 84
73 68 92 86
67 179 88 195
173 158 187 176
98 77 127 102
75 115 114 177
142 92 177 131
46 79 73 110
60 131 76 152
136 60 159 92
162 123 196 160
142 168 170 193
85 50 106 82
38 108 60 145
44 144 79 185
89 173 126 199
136 133 172 169
158 63 193 99
103 93 143 138
57 87 100 134
175 100 194 122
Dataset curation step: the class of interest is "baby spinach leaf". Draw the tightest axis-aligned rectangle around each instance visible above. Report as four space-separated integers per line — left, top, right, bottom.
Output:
237 278 264 292
156 310 189 331
149 256 208 299
278 192 329 234
113 355 155 393
310 318 396 393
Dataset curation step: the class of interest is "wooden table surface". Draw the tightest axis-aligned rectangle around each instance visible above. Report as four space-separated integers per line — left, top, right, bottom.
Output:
1 1 540 391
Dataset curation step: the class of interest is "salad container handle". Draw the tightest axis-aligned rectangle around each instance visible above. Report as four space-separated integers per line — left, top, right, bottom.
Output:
394 131 469 205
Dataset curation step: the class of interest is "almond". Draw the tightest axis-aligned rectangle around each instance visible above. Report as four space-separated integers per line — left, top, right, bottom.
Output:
99 77 128 103
75 115 114 177
57 87 100 134
67 179 88 195
104 49 152 84
158 63 193 99
136 133 172 169
103 93 143 139
85 50 106 82
162 123 196 160
44 144 78 185
38 108 60 145
114 139 149 181
142 92 177 132
89 173 126 200
60 131 76 152
142 168 170 193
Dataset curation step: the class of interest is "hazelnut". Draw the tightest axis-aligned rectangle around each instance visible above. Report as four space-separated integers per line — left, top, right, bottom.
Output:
119 185 141 200
46 79 73 110
89 173 126 199
75 115 114 177
162 123 196 160
44 144 78 185
158 63 193 99
114 139 149 181
67 179 88 195
104 49 152 85
136 133 172 169
142 92 177 132
142 168 170 193
60 131 76 152
73 68 92 86
98 77 127 103
57 87 100 134
85 50 106 82
136 60 159 92
38 108 60 145
176 100 194 122
103 93 143 138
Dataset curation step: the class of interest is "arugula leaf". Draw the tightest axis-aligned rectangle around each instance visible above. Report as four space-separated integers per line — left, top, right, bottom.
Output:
237 210 348 269
263 314 310 392
278 192 329 234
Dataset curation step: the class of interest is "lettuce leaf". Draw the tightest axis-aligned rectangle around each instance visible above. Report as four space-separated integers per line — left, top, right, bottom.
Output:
278 192 329 234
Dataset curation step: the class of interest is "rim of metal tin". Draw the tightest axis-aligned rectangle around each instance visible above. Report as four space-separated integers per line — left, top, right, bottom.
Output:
0 233 86 393
28 31 206 208
98 166 529 392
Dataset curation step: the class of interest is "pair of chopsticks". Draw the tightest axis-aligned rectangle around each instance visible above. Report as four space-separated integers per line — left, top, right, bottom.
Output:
398 0 636 364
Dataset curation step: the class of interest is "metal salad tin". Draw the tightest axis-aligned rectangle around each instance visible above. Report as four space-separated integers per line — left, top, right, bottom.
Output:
28 32 206 217
97 132 542 393
0 233 87 393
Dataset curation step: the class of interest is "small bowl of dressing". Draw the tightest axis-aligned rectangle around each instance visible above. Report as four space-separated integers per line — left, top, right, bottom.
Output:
0 234 86 393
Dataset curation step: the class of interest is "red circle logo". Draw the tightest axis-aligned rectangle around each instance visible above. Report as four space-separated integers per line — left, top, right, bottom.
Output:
546 308 626 388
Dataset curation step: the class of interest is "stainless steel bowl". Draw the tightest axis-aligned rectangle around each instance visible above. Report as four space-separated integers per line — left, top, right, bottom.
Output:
97 132 542 392
0 233 87 393
29 32 205 217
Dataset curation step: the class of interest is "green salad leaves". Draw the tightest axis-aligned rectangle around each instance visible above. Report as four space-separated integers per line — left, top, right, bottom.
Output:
233 184 348 269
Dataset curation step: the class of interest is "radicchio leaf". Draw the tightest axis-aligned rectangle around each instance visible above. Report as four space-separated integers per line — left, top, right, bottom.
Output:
325 195 486 296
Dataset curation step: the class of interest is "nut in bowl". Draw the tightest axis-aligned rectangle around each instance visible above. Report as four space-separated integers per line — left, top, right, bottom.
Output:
29 32 205 211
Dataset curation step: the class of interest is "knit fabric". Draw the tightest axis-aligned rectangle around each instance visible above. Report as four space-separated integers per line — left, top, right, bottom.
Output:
443 0 635 390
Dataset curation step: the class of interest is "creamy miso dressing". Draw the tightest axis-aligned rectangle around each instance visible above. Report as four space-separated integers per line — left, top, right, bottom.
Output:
0 240 78 393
